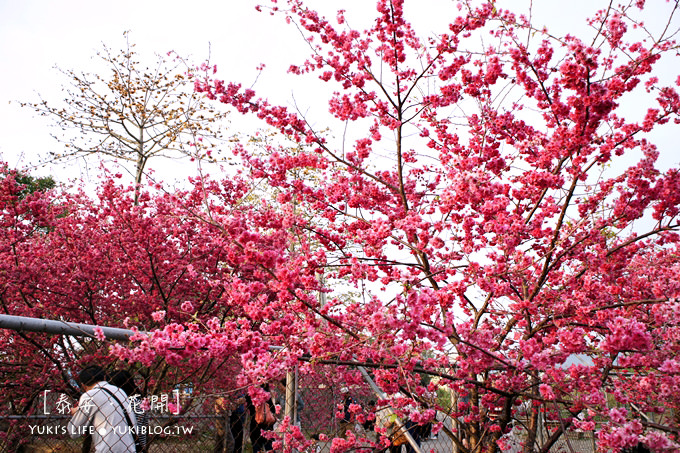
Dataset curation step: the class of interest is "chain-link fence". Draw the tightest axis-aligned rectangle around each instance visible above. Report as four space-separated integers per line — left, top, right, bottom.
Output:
2 364 602 453
2 390 220 452
293 365 600 453
0 316 608 452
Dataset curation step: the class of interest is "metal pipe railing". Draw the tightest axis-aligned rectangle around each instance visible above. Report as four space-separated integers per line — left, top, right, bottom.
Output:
0 314 136 341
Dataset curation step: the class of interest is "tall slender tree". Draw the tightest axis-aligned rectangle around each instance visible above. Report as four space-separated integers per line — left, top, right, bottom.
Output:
22 33 228 202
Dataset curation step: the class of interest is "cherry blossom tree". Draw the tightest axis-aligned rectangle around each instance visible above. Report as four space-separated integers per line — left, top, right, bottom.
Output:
2 1 679 452
0 168 299 449
179 0 680 452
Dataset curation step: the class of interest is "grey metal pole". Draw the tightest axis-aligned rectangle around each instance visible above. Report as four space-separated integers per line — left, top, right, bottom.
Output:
0 314 137 341
358 365 423 453
294 364 300 425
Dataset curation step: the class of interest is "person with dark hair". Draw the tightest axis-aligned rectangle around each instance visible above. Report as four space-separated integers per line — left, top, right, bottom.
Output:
339 387 356 437
68 365 137 452
109 370 147 451
622 444 651 453
247 385 277 453
404 419 423 453
109 371 140 398
362 400 376 432
229 393 248 453
273 378 304 425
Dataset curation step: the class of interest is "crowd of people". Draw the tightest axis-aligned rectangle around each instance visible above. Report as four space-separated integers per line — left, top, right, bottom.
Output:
66 366 432 453
66 366 299 453
214 380 304 453
64 365 658 453
213 381 429 453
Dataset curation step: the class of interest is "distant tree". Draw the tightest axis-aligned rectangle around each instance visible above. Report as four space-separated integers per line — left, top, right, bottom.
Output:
12 173 56 199
22 32 228 202
0 165 56 200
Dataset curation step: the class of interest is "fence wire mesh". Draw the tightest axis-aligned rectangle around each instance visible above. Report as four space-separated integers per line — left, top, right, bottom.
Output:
1 365 601 453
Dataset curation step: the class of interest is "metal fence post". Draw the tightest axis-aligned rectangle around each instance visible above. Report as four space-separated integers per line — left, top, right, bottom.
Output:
357 366 423 453
293 364 300 426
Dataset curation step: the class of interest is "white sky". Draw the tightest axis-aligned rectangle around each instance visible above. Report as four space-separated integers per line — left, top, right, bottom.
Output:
0 0 301 183
0 0 677 186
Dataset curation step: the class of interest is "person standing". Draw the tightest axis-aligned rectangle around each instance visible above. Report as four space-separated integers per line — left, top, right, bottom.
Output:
247 385 277 453
214 397 235 453
273 379 304 425
404 419 423 453
68 366 137 452
214 391 247 453
109 370 147 451
338 387 356 437
229 393 248 453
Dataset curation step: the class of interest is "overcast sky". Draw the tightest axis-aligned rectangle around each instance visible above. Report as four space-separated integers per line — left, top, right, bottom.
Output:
0 0 677 186
0 0 301 183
